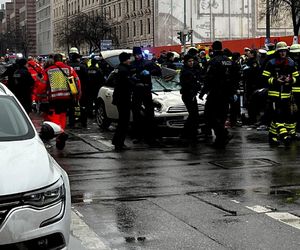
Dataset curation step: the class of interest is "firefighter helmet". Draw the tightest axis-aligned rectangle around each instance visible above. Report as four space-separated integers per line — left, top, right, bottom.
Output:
69 47 79 54
290 44 300 53
275 42 288 51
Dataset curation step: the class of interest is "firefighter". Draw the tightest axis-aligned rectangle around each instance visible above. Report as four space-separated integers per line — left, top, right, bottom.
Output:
262 41 299 146
68 47 89 128
199 41 234 148
87 58 104 117
289 43 300 134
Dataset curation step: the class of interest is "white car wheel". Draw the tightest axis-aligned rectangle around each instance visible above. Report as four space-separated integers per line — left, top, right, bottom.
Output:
96 101 111 129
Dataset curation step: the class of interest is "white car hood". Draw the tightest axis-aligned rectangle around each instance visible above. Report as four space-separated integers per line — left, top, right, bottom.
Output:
152 91 183 107
0 138 60 196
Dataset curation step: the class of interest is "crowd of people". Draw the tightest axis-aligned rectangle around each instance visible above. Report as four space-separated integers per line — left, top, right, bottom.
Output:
155 40 300 148
1 39 300 150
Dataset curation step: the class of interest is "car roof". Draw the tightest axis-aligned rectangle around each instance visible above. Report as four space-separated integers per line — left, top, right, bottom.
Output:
100 49 132 59
0 83 12 96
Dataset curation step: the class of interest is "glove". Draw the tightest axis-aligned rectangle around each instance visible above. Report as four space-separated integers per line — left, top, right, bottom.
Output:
233 94 238 102
32 101 37 113
140 70 150 76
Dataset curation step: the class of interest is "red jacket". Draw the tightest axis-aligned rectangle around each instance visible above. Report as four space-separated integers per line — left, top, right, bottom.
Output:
37 62 81 103
27 60 44 102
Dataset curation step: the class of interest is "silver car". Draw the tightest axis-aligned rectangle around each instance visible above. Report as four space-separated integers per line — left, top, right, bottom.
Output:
0 83 71 249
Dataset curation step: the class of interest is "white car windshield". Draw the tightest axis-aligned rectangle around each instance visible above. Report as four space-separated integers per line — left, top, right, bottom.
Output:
0 96 35 141
152 74 181 92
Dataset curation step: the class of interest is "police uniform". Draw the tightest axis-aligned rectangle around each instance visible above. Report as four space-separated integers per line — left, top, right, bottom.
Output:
199 42 234 148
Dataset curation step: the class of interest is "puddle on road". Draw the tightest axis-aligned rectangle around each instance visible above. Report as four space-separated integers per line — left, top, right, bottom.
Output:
210 158 280 169
270 189 300 204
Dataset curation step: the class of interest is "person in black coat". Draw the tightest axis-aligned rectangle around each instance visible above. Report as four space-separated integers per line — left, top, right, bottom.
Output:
12 58 35 113
112 52 134 150
199 41 234 148
180 54 201 141
87 58 104 117
130 46 161 144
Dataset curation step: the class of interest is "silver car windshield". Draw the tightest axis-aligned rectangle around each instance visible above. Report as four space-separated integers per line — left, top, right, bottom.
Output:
0 96 35 141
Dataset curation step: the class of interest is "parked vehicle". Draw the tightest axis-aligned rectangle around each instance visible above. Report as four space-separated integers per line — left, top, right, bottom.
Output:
95 49 206 129
0 83 71 249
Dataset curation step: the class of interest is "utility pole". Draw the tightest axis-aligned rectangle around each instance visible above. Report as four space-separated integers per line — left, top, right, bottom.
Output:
183 0 187 54
266 0 270 44
190 0 193 46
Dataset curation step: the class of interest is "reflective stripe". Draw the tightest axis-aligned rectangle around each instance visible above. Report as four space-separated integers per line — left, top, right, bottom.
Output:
268 77 274 84
292 87 300 92
292 71 299 77
263 70 271 77
268 91 279 97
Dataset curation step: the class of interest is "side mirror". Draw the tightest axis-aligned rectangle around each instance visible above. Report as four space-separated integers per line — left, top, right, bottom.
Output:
39 121 63 140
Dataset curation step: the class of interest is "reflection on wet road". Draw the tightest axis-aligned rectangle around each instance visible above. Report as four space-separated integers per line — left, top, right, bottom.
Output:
50 124 300 249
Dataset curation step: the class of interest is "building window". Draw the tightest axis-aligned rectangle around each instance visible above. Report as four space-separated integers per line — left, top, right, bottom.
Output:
113 5 116 18
147 18 150 34
140 20 143 35
118 3 121 16
127 23 129 37
126 0 129 13
133 0 135 11
133 21 136 36
147 0 150 7
140 0 142 9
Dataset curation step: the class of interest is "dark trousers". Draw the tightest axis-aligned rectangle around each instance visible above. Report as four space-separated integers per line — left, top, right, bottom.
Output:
182 96 199 139
131 89 155 140
205 96 229 144
68 100 87 127
112 103 131 146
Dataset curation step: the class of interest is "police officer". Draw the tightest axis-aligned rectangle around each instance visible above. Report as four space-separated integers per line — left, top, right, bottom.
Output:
68 47 89 127
199 41 234 148
179 54 201 142
112 52 133 150
243 49 262 125
262 41 299 146
12 58 35 113
130 46 161 144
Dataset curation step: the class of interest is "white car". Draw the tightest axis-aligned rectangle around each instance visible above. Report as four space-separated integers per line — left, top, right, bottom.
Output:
95 50 205 129
0 83 71 249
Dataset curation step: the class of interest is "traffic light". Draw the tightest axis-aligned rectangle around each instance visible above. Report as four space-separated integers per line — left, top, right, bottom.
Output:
187 30 193 41
177 31 183 44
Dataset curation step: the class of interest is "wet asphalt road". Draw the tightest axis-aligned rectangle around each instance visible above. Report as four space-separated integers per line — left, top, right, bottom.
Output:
47 120 300 250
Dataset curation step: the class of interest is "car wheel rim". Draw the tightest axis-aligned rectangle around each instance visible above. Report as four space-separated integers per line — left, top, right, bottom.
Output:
96 106 105 126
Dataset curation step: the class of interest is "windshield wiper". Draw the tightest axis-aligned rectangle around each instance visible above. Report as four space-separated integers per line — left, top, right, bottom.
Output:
155 79 172 92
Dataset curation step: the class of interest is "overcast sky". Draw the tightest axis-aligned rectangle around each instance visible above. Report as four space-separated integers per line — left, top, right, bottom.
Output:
0 0 8 7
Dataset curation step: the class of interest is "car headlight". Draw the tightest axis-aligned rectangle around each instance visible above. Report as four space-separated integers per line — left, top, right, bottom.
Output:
23 178 65 207
153 102 163 112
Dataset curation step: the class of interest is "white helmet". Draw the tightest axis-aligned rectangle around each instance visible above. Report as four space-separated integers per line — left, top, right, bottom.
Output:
69 47 79 54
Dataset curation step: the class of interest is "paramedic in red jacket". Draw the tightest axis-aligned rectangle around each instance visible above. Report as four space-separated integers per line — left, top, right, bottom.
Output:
38 53 81 149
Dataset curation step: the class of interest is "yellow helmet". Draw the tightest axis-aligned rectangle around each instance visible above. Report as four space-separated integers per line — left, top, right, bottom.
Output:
290 44 300 53
275 41 288 51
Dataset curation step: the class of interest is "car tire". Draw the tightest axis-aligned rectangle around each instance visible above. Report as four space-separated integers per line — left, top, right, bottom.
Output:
96 101 111 129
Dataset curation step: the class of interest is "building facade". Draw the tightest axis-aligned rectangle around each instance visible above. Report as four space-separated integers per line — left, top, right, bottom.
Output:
36 0 52 55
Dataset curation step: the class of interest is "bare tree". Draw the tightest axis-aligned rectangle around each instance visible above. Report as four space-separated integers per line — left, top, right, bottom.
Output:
57 12 118 54
261 0 300 37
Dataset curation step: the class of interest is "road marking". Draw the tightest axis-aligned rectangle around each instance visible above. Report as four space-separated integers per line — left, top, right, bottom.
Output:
71 211 111 250
266 212 300 230
96 139 114 149
231 199 240 204
246 205 273 213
